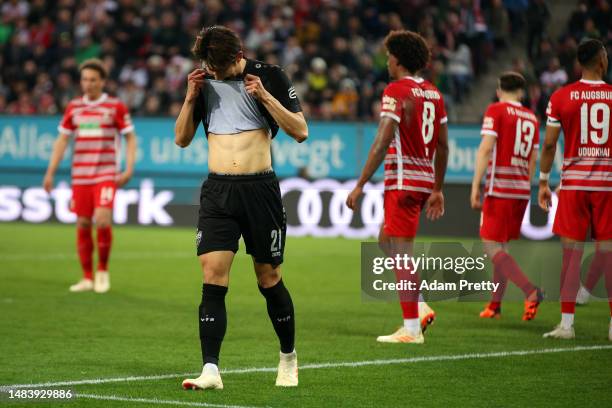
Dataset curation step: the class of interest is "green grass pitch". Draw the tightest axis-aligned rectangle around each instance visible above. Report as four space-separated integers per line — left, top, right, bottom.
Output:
0 222 611 407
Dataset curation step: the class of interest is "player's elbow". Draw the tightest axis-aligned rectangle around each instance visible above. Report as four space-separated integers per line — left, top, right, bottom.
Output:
542 140 556 152
174 133 191 148
174 127 192 148
291 125 308 143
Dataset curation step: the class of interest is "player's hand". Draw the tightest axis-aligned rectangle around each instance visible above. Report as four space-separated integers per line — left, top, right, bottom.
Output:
186 69 206 102
538 182 552 212
244 74 268 100
43 173 53 193
470 186 482 210
346 186 363 210
425 190 445 220
116 170 133 187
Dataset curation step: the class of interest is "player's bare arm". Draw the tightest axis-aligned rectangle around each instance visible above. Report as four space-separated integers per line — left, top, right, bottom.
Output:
426 122 448 220
470 134 496 210
345 117 397 210
538 125 561 212
117 131 137 187
244 73 308 143
175 69 207 148
43 133 71 193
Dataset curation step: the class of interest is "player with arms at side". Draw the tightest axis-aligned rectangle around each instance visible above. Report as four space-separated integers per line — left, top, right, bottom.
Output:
43 59 137 293
346 30 449 344
539 39 612 340
471 72 544 320
175 26 308 390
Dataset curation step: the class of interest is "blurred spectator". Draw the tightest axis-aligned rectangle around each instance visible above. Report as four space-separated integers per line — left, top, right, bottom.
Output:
540 57 568 95
0 0 538 120
526 0 550 60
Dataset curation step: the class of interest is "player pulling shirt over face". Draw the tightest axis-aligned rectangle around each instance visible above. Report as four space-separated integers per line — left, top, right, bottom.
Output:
173 25 308 391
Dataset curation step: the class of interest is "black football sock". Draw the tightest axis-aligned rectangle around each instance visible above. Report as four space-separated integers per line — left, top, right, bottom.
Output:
199 283 228 366
258 279 295 353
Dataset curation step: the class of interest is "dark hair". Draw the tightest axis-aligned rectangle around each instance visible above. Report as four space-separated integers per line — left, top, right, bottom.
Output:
577 38 605 68
498 71 526 92
384 30 430 73
79 58 107 79
192 26 242 72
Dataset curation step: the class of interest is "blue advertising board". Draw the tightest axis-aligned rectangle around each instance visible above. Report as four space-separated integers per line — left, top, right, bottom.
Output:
0 116 564 187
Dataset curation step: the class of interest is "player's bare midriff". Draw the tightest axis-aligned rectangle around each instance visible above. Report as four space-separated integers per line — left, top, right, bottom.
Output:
208 128 272 174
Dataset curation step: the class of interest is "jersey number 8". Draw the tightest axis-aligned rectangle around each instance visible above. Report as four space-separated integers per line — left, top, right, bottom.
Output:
421 101 435 145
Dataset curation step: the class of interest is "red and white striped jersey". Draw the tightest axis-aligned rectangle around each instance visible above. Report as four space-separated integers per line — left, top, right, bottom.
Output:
481 101 539 200
380 76 447 194
547 79 612 191
58 93 133 185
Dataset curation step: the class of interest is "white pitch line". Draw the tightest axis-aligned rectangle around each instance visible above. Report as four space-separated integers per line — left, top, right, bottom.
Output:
0 252 194 261
1 344 611 392
76 393 268 408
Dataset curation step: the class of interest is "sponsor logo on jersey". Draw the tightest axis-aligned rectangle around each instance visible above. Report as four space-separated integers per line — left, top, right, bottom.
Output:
382 95 397 112
288 86 297 99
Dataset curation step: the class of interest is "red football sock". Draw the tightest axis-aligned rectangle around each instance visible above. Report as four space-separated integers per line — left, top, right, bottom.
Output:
77 226 93 280
97 226 112 271
601 250 612 316
585 250 605 292
395 263 419 319
560 246 583 314
490 261 508 306
492 251 535 297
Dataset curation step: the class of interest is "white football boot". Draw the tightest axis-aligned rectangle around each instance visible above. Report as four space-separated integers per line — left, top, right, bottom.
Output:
94 271 110 293
608 322 612 342
69 278 93 292
543 324 575 340
419 302 436 332
276 350 298 387
182 363 223 390
575 286 590 305
376 326 424 344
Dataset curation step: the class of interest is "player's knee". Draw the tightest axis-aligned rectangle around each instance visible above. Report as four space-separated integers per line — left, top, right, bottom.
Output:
255 264 281 288
94 211 112 228
76 217 92 229
200 258 229 285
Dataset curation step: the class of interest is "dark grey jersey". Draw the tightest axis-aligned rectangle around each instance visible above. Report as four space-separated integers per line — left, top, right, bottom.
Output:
193 59 302 138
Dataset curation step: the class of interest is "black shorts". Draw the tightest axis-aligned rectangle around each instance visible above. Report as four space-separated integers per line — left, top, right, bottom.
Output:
196 171 286 265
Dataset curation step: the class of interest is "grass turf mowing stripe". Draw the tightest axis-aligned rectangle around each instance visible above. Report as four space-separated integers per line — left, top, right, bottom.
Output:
76 393 269 408
2 345 611 390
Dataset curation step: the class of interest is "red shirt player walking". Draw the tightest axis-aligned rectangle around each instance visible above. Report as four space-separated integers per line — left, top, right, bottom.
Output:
43 59 137 293
539 39 612 340
347 30 449 344
471 72 543 321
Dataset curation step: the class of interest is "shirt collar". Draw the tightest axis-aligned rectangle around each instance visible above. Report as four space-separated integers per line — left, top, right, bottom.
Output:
83 93 108 105
404 75 424 83
580 79 606 85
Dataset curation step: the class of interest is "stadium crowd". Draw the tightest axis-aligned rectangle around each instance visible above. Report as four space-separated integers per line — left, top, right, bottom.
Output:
0 0 609 122
516 0 612 121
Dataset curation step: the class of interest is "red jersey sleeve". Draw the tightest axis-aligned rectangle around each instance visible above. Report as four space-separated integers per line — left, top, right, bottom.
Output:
481 104 501 137
546 89 562 127
380 83 403 123
58 102 76 135
438 96 448 125
533 119 541 151
115 101 134 134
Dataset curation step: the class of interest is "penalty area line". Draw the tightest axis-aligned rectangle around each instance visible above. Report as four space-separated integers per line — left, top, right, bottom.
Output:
2 344 611 391
76 393 269 408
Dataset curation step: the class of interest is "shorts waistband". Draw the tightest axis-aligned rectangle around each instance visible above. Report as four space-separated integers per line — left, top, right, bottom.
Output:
207 170 276 182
